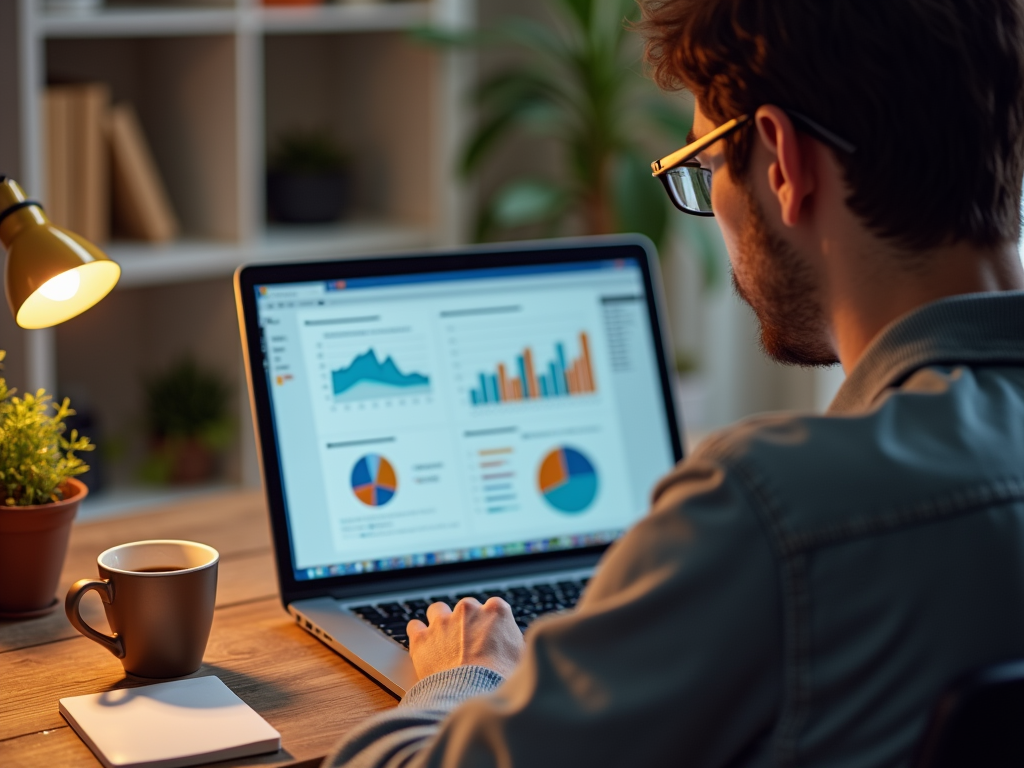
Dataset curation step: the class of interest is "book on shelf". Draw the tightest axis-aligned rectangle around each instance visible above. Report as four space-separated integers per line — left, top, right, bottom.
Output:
43 83 180 245
107 102 180 243
43 88 71 232
78 83 110 246
43 83 110 244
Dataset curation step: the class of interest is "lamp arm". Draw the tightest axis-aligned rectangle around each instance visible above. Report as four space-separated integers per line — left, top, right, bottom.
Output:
0 177 44 248
0 200 45 230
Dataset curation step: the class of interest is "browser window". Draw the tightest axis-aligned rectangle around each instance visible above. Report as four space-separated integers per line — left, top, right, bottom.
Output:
253 260 676 581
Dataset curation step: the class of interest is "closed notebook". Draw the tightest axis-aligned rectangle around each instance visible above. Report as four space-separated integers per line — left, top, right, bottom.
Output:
59 676 281 768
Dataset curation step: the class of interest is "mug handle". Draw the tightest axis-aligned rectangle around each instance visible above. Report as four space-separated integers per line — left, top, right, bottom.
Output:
65 579 126 659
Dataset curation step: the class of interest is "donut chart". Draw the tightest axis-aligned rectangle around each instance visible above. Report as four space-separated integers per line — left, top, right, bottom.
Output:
538 446 598 514
351 454 398 507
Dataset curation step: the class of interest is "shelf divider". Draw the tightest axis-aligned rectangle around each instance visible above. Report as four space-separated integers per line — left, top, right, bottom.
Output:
41 7 239 39
40 2 433 40
258 2 431 35
106 222 432 288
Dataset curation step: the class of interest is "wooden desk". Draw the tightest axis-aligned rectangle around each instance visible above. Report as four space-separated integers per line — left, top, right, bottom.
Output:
0 491 397 767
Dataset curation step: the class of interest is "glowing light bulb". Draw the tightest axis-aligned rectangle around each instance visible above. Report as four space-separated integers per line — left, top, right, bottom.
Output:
38 269 81 302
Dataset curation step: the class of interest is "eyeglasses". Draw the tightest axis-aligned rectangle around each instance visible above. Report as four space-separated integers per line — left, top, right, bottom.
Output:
650 109 857 216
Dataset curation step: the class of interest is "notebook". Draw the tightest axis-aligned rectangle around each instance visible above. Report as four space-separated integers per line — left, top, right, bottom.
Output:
58 676 281 768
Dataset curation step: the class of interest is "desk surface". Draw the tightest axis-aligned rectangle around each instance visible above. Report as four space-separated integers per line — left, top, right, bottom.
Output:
0 490 397 768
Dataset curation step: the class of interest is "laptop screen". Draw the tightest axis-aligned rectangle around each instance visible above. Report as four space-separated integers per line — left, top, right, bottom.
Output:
251 255 678 583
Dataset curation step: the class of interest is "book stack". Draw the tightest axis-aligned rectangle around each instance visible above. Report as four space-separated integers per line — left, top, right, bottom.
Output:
43 83 179 244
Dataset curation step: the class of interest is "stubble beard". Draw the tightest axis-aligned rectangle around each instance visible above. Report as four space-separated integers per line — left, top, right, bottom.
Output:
730 185 838 367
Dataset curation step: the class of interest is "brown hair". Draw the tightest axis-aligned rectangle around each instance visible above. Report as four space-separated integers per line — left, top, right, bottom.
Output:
639 0 1024 250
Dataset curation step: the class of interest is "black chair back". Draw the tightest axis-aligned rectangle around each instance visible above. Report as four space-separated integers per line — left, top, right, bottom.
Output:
913 659 1024 768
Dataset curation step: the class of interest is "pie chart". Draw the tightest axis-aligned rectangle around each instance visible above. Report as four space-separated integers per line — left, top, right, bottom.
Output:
538 446 598 514
351 454 398 507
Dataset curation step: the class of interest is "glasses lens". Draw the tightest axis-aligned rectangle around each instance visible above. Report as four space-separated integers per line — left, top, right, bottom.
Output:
663 165 713 214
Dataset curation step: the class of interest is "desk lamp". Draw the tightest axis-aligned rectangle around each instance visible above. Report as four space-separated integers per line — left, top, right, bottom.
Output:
0 176 120 329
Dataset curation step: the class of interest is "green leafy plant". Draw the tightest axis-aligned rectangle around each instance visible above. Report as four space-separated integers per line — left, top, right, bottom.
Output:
144 358 231 445
268 130 349 174
0 350 92 506
416 0 692 248
141 358 232 485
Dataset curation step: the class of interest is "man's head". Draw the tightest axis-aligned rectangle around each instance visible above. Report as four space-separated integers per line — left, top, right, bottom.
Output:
640 0 1024 365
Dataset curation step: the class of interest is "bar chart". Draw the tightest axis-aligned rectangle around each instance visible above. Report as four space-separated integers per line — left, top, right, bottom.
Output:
468 332 597 406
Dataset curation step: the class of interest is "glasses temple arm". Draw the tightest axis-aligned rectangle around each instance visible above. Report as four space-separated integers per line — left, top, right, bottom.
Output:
785 110 857 154
651 115 751 176
650 108 855 180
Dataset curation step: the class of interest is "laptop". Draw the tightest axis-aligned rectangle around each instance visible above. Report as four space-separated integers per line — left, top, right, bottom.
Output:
234 235 684 696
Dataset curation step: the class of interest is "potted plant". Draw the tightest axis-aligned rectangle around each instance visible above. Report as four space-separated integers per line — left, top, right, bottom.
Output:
415 0 694 249
266 130 351 224
0 350 93 618
141 358 232 486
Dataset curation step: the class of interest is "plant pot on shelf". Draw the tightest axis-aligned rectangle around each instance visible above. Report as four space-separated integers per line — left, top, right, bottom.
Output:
267 170 349 224
166 436 217 485
143 436 219 486
0 478 88 619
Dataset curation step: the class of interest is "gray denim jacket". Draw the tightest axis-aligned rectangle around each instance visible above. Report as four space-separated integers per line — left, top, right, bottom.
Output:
328 292 1024 768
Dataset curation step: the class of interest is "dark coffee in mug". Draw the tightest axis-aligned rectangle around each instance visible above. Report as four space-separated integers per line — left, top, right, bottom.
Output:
132 566 188 573
65 540 219 678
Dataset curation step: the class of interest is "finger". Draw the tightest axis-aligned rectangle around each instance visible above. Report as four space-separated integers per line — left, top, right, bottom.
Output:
482 596 512 614
406 618 427 636
426 601 453 623
452 597 481 615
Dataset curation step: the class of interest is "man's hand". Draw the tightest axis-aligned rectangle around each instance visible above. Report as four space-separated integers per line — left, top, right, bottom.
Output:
406 597 525 680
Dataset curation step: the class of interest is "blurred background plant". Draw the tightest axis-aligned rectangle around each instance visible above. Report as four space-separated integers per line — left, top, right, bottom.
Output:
268 130 348 175
140 358 232 485
0 350 92 506
416 0 697 254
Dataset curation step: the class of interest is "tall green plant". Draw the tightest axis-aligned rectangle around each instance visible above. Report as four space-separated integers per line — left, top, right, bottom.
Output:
0 351 92 506
417 0 692 248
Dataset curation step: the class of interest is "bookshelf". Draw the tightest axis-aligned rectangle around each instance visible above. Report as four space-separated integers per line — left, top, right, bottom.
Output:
3 0 473 509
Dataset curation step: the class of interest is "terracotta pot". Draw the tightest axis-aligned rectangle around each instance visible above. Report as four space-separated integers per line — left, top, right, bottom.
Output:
171 438 217 485
151 436 217 485
0 478 88 618
267 169 349 224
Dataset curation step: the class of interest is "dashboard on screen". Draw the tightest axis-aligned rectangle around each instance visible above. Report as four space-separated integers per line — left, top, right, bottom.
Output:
250 258 678 584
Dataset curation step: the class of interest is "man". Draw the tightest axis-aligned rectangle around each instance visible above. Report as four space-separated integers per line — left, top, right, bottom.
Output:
328 0 1024 765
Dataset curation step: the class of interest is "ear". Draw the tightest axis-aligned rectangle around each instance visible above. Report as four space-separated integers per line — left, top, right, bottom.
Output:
754 105 814 228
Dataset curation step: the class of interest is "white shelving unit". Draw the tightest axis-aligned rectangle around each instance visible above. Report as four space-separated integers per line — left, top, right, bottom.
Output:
108 222 428 288
3 0 474 506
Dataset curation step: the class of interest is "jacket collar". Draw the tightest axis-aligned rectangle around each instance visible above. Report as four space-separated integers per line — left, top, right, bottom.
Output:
828 291 1024 415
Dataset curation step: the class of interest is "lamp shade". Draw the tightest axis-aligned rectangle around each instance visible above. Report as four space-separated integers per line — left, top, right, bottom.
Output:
0 177 120 329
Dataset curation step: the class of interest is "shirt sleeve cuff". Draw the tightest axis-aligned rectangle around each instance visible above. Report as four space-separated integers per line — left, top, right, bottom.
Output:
399 665 505 711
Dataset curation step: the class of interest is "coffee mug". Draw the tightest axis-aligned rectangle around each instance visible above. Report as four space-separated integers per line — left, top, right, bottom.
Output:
65 539 219 678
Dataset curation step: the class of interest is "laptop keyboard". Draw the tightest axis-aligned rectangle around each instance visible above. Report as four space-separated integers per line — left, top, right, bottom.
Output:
349 577 589 649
